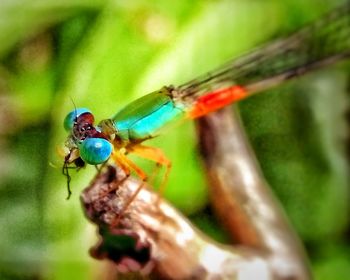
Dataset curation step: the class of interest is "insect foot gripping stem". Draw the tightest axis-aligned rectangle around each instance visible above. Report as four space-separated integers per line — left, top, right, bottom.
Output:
81 165 273 279
80 165 155 275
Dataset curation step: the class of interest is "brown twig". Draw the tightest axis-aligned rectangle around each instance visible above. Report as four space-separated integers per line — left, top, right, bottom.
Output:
80 107 311 279
81 166 271 279
196 107 311 280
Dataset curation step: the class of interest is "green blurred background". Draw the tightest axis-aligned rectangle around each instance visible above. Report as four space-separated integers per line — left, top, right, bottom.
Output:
0 0 349 279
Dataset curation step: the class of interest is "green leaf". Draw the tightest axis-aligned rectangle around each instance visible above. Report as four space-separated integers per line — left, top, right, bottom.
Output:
0 0 106 58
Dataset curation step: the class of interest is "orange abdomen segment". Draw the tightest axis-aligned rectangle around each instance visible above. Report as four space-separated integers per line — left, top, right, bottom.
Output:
187 85 247 119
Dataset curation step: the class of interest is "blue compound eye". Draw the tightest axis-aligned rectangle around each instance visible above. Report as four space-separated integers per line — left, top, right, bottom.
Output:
79 138 113 165
64 108 91 131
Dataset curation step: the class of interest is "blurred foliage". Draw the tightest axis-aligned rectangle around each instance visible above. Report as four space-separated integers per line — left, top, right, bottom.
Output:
0 0 349 279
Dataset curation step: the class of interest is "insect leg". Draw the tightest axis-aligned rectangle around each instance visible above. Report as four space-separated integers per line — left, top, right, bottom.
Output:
109 149 148 225
128 144 172 198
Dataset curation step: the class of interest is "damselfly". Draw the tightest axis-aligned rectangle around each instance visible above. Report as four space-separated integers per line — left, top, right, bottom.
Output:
63 2 350 200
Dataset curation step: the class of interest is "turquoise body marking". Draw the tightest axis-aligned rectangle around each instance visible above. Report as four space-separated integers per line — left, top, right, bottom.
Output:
115 100 184 141
112 89 185 142
129 101 183 140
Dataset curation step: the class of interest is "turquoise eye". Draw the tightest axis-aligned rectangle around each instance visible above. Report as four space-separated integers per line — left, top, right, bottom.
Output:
64 108 91 131
79 138 113 165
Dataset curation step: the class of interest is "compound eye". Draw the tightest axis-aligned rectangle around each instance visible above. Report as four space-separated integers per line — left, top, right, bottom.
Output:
79 138 113 165
64 108 91 132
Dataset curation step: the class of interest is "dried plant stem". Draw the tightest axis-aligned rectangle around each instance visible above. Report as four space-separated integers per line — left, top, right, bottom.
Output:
196 107 311 280
82 166 272 279
81 107 311 279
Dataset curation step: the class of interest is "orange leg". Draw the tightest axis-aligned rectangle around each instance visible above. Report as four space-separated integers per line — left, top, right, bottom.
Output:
108 146 171 226
148 163 162 189
110 149 148 226
110 150 130 176
128 144 172 198
111 149 148 180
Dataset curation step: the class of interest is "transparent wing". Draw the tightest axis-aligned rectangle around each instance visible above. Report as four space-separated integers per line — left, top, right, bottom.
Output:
176 2 350 98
